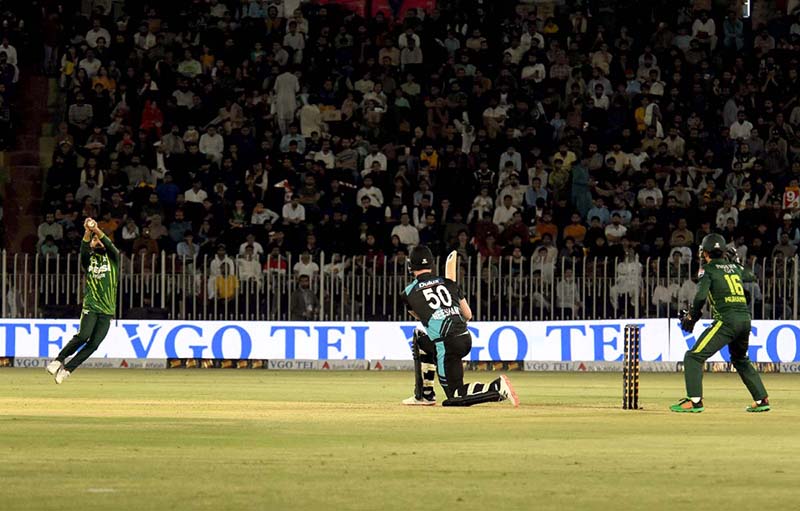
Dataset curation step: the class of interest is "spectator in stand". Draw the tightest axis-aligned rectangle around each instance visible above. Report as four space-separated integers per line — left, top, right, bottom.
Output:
291 274 320 320
37 213 64 249
21 0 796 321
556 268 581 319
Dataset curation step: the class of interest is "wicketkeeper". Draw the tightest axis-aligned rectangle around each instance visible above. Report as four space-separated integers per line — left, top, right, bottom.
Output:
672 234 770 413
400 245 519 407
46 218 120 384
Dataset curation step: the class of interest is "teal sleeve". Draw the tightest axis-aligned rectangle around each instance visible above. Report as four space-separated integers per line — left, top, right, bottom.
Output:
690 272 711 318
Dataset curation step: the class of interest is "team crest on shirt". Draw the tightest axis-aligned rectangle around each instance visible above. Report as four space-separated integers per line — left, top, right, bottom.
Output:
697 267 705 278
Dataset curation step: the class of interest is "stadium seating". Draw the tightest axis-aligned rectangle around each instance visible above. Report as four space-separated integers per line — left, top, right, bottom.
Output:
15 0 800 320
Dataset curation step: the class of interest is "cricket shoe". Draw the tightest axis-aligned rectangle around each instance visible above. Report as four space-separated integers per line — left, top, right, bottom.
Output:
746 398 770 413
499 375 520 407
402 396 436 406
54 368 71 385
46 360 63 376
669 398 704 413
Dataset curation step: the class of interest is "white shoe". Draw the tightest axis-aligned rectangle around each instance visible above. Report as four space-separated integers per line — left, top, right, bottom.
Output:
499 375 520 407
402 395 436 406
54 368 71 384
46 360 63 375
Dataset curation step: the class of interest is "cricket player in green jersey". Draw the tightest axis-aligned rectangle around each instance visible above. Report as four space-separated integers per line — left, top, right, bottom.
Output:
671 233 770 413
46 218 120 384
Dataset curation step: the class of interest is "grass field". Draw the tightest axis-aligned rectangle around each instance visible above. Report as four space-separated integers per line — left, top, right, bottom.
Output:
1 370 798 511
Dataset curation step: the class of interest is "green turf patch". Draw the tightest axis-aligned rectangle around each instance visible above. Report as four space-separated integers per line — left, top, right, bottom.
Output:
1 370 798 511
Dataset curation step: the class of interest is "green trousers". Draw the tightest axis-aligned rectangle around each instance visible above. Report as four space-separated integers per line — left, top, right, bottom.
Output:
683 319 768 400
56 311 112 372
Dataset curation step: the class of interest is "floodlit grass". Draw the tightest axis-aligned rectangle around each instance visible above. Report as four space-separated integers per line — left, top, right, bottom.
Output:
1 370 798 510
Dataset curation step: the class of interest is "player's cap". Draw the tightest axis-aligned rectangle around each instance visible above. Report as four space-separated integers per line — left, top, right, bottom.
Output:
409 245 434 272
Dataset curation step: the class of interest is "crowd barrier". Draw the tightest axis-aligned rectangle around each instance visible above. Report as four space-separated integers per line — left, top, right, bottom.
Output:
1 252 798 322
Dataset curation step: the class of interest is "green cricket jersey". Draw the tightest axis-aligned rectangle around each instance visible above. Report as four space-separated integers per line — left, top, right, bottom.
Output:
690 258 755 322
81 234 120 316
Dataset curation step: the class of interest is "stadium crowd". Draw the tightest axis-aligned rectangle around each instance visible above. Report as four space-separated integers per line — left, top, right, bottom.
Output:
0 6 22 151
35 0 800 300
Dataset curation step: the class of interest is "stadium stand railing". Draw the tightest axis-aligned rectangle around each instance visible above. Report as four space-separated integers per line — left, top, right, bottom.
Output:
1 250 796 322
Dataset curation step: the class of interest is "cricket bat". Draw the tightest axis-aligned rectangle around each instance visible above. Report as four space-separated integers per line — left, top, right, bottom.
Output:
445 250 458 281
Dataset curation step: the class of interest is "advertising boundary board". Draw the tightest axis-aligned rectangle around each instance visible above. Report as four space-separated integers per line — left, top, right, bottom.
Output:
3 358 796 373
1 319 800 363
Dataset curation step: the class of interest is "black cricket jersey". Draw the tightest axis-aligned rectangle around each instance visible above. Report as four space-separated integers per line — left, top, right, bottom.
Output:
401 273 467 340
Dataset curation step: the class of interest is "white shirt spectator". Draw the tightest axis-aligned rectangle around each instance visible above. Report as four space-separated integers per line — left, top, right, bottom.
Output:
314 149 336 169
604 223 628 245
521 31 545 51
173 89 196 108
0 42 17 65
199 131 225 163
653 283 679 308
610 258 642 311
591 94 610 110
293 259 320 279
38 220 63 244
210 255 235 277
729 120 753 139
282 202 306 222
391 223 420 247
134 31 157 51
692 18 717 40
637 187 663 206
497 185 525 209
499 151 522 173
239 241 265 257
122 223 140 242
363 152 388 172
555 277 581 312
78 57 101 78
671 247 693 265
492 204 518 231
356 186 384 208
629 151 649 171
237 256 263 287
521 62 546 83
251 208 280 225
85 27 111 49
398 32 421 49
185 188 208 203
678 280 698 309
716 207 739 229
323 259 347 280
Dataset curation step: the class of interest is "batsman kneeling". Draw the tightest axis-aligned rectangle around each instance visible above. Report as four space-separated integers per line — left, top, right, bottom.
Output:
400 246 519 407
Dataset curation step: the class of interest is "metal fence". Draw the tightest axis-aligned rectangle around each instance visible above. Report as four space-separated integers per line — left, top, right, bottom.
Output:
1 250 797 321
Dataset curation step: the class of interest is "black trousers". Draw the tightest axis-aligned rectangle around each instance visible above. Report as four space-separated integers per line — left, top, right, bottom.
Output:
418 332 471 399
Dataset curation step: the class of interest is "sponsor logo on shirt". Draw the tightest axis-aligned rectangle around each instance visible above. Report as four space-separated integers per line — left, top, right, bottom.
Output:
88 257 111 279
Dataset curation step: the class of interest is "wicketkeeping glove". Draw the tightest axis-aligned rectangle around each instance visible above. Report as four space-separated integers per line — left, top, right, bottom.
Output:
679 309 698 333
725 246 741 265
